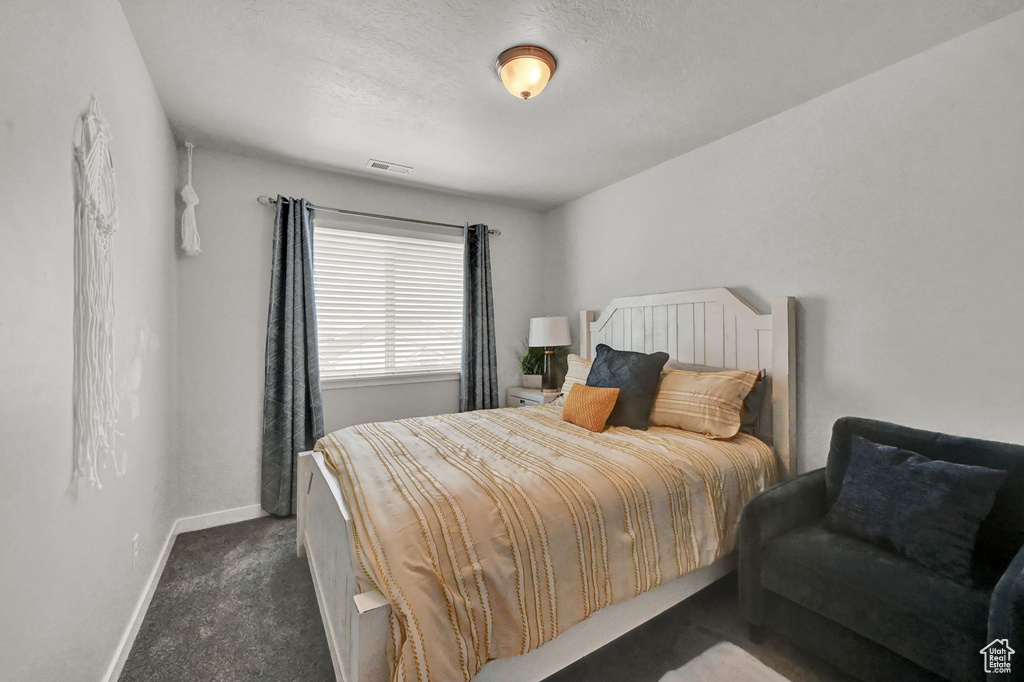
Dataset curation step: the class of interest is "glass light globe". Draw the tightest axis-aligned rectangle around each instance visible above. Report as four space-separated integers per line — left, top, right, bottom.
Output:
495 46 557 100
499 56 552 100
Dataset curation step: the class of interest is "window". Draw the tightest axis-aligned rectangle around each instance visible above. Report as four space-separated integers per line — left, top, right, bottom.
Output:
312 224 464 383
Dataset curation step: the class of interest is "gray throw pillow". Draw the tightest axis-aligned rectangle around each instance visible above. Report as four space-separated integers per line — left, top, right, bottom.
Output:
824 435 1007 583
586 344 669 430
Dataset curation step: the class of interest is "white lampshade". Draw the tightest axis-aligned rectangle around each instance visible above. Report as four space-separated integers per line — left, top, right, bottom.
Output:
528 316 571 347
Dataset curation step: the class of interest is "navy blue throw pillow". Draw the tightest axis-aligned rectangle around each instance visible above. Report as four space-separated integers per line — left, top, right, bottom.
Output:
585 344 669 430
824 435 1007 583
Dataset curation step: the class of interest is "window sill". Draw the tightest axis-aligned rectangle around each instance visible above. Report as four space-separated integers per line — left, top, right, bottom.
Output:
321 371 461 390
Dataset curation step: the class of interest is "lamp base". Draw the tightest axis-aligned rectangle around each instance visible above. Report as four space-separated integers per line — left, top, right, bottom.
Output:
541 348 559 392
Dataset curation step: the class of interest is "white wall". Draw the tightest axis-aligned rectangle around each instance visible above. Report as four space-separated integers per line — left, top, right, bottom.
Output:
3 4 1021 678
175 148 547 518
0 1 179 680
544 10 1024 472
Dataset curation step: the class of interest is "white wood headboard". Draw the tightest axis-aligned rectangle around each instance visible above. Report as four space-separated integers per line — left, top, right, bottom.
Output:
579 288 796 477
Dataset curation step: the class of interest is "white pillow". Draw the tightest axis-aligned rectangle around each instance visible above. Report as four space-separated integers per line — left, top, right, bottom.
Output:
551 354 592 406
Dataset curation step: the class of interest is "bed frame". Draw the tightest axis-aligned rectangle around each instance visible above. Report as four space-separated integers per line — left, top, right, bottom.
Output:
297 287 796 682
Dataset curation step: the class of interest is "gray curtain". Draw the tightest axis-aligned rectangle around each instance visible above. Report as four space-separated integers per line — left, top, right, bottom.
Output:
261 196 324 516
460 224 499 411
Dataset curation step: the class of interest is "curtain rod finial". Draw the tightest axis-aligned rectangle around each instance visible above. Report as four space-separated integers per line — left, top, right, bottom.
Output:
257 195 276 206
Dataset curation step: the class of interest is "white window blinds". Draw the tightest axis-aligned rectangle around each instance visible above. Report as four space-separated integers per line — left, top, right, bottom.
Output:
312 225 464 381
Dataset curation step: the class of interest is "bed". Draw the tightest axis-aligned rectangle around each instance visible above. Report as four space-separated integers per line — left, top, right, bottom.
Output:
297 288 796 682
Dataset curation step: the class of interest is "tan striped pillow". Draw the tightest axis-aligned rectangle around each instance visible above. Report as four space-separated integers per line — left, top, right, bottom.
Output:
651 368 760 438
552 354 592 407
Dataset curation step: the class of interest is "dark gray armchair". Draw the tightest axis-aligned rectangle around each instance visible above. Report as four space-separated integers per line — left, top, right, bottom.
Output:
740 417 1024 682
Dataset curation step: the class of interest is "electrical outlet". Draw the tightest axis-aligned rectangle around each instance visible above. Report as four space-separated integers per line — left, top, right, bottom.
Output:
132 533 140 570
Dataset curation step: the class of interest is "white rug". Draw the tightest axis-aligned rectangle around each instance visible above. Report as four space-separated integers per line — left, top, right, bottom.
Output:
659 642 790 681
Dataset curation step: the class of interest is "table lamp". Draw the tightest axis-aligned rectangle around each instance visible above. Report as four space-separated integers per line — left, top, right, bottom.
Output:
528 316 571 392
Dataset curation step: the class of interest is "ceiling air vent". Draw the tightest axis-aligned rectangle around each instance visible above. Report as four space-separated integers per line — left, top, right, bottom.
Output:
366 159 412 175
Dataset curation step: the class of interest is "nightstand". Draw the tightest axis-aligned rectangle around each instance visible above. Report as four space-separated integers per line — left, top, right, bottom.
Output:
507 387 560 408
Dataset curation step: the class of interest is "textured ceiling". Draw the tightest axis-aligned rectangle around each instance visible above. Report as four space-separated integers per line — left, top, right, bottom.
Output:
121 0 1024 210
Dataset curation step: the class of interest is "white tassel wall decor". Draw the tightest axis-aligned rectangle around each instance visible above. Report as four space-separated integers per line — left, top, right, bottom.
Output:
180 142 201 255
73 96 123 488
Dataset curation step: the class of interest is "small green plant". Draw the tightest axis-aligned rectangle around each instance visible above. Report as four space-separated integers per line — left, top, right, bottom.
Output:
519 345 544 375
518 339 570 375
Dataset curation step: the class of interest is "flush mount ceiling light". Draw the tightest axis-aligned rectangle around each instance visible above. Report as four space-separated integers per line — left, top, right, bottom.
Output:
494 46 557 100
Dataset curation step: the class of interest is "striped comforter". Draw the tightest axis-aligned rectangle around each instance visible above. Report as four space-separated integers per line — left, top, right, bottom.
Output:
316 405 777 682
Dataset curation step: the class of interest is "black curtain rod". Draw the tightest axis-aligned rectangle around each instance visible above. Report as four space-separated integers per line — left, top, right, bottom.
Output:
256 195 500 235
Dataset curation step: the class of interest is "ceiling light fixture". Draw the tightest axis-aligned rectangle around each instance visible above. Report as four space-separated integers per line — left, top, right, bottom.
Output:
494 46 557 100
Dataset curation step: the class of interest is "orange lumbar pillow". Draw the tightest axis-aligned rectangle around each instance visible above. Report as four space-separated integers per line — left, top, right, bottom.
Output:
561 383 620 433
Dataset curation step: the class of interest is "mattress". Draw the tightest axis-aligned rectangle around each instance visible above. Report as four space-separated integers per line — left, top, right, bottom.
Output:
316 404 777 682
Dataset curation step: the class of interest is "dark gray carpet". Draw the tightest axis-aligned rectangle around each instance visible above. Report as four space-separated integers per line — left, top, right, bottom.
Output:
543 570 853 682
120 517 334 682
122 516 852 681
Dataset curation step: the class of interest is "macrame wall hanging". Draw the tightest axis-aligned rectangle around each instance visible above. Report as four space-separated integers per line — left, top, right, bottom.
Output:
180 142 201 255
73 96 123 487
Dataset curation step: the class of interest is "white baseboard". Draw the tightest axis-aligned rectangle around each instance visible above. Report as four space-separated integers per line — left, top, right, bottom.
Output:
102 523 177 682
103 503 268 682
175 503 268 535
